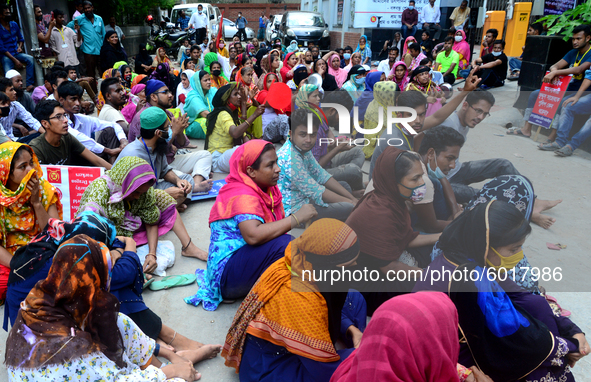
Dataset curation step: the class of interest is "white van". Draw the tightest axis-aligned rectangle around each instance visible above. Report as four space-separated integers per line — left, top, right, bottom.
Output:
171 3 221 40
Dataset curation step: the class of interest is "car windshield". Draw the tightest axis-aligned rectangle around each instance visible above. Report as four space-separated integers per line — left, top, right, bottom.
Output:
287 13 324 27
171 8 207 23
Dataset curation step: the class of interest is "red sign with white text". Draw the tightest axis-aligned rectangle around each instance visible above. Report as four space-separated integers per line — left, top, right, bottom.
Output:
529 73 571 129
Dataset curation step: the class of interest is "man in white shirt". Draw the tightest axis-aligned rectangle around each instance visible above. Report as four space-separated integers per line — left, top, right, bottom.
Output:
420 0 441 42
0 78 44 142
48 9 81 67
58 81 128 160
188 4 208 44
377 47 398 76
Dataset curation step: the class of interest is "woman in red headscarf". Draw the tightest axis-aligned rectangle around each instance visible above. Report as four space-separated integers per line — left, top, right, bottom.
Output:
330 292 487 382
185 140 317 311
280 52 299 83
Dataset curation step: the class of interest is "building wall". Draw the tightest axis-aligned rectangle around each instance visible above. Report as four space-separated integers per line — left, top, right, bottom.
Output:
214 4 300 27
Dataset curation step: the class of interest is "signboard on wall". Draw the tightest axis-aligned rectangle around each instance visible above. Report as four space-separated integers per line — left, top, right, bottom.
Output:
337 0 344 26
41 165 104 221
543 0 575 16
354 0 440 29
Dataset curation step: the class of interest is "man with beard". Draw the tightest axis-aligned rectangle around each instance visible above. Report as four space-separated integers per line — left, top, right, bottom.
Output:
34 5 55 58
117 107 201 209
0 5 35 91
311 46 320 61
377 47 398 76
56 80 128 163
126 80 213 209
66 1 105 78
5 70 34 113
30 99 111 168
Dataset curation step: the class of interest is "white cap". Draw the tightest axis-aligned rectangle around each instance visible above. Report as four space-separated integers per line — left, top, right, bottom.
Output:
5 70 21 79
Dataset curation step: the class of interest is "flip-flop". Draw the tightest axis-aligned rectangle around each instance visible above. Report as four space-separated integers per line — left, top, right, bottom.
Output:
149 274 197 291
143 277 155 290
506 126 530 138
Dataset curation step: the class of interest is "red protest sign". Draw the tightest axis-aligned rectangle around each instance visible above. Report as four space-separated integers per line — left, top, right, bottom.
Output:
528 73 571 129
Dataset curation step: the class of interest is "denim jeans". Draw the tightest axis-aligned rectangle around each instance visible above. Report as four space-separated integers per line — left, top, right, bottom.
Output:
555 93 591 151
523 89 575 125
2 53 35 87
509 57 522 72
401 24 417 39
449 158 521 203
459 68 471 78
422 22 441 40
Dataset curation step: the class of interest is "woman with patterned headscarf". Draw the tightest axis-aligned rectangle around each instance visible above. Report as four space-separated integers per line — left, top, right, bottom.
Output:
5 234 200 381
76 156 202 259
0 143 62 301
222 219 367 382
360 81 398 159
406 65 445 116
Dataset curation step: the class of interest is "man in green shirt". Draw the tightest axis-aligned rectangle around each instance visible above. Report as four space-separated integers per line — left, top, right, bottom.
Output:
435 36 460 84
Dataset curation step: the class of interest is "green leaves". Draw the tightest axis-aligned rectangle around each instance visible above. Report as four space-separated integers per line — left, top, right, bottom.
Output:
538 3 591 41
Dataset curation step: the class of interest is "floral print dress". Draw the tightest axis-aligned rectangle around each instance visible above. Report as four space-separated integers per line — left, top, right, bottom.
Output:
8 313 185 382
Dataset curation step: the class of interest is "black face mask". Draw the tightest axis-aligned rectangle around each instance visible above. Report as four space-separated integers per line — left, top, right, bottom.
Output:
212 69 221 76
0 106 10 117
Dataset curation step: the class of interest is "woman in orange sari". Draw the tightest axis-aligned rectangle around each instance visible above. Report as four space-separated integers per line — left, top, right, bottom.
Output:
0 143 62 300
185 140 316 311
222 219 367 382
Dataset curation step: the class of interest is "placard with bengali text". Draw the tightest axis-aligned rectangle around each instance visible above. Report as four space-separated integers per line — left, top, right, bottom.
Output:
528 73 571 129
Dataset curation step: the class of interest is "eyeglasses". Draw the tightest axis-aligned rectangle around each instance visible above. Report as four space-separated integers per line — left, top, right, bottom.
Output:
48 113 68 121
469 105 490 118
154 90 172 95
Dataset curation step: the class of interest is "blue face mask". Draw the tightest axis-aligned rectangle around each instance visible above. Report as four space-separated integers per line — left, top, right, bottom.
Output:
343 53 351 60
399 182 426 202
427 159 446 179
409 5 414 10
491 51 502 56
354 76 365 85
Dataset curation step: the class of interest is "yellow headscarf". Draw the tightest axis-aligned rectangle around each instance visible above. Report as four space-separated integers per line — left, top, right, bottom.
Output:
362 81 398 158
0 142 63 254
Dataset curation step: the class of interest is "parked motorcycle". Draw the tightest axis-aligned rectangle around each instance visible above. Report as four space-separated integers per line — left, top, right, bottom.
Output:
145 15 195 58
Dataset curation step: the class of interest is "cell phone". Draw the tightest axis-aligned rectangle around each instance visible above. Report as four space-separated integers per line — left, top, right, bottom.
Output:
74 19 78 26
51 11 54 21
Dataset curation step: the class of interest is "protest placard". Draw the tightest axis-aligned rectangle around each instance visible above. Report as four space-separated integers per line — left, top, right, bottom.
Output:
528 73 571 129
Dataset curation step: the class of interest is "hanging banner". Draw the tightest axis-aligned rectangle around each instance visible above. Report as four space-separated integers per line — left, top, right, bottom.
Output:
354 0 439 29
42 165 104 221
543 0 576 16
528 73 571 129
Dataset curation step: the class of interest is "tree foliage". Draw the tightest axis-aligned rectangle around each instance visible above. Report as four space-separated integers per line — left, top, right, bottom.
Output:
538 2 591 41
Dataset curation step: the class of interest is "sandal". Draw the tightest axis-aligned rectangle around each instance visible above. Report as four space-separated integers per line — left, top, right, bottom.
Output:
506 126 530 138
143 276 155 289
149 274 197 291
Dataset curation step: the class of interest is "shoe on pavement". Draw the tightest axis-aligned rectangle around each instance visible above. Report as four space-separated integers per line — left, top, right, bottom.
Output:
554 145 573 157
538 141 562 151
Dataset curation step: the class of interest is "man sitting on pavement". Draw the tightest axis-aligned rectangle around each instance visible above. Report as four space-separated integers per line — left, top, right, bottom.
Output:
472 40 508 89
5 70 34 114
181 45 204 72
65 65 98 105
58 81 128 162
437 90 521 203
0 78 45 143
507 23 543 81
98 77 132 150
30 99 111 168
434 36 460 85
378 47 399 76
117 107 212 213
538 69 591 157
508 24 591 139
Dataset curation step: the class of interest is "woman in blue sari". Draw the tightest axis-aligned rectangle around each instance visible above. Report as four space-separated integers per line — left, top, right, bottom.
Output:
185 70 218 139
354 35 372 65
414 201 587 382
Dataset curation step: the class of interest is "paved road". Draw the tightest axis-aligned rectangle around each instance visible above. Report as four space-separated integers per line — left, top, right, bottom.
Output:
1 79 590 381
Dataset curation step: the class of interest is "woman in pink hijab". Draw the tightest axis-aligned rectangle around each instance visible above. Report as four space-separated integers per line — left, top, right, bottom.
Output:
402 36 418 58
452 30 471 70
328 53 349 88
388 61 409 91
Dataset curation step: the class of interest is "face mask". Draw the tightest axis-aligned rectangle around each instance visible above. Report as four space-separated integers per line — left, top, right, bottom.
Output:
359 43 366 48
427 156 446 179
160 130 172 143
491 51 502 56
399 182 426 203
0 106 9 117
124 75 132 81
212 69 221 76
219 43 225 48
343 53 351 60
35 14 43 21
354 76 365 85
198 11 202 14
454 35 462 42
486 248 524 271
408 6 414 10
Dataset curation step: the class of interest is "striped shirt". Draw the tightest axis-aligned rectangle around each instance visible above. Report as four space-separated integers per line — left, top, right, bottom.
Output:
0 102 42 140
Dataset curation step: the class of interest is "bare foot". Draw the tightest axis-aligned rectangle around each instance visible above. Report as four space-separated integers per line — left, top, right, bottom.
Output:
531 212 556 229
352 189 365 199
194 179 213 193
534 198 562 213
177 203 188 213
177 344 222 364
182 241 208 261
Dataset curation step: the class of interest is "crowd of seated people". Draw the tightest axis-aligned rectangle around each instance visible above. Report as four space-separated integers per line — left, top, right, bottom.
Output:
0 15 589 381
